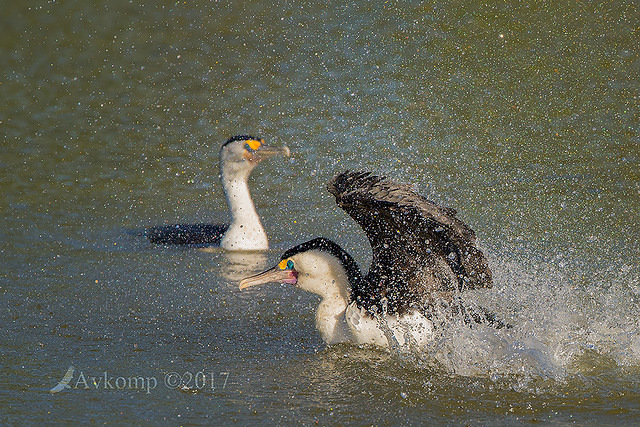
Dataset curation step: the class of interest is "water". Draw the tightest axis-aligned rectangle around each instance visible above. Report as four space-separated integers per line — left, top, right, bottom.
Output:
2 0 639 423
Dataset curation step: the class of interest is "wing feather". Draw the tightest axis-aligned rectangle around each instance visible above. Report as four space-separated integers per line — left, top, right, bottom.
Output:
327 171 492 314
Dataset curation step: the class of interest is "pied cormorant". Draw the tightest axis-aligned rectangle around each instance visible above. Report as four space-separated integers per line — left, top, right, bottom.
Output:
240 171 505 348
147 135 290 250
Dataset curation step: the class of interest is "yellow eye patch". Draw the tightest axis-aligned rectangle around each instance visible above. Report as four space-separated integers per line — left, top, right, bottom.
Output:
246 139 262 150
278 259 294 270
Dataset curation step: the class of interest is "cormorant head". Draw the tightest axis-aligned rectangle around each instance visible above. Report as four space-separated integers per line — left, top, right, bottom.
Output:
239 238 362 299
219 135 290 181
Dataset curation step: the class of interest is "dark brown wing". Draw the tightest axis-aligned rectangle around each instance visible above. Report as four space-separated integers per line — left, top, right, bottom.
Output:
327 171 492 315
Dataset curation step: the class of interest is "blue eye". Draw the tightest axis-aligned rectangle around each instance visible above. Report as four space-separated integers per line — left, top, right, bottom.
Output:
286 260 294 270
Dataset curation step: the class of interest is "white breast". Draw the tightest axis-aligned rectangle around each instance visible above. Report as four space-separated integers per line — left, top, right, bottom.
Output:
345 302 434 348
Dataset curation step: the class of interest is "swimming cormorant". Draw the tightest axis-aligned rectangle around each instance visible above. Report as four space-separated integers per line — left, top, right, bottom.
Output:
147 135 290 250
239 171 502 347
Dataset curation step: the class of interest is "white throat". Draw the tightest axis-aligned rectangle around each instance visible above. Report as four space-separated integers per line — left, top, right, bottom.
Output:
294 251 353 344
220 170 268 251
315 287 350 344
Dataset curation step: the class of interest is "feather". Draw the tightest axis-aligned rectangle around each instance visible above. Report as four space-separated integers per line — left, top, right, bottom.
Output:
327 171 492 315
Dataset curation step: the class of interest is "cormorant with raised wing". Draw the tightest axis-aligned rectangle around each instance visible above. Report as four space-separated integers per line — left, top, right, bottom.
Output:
240 171 504 347
147 135 290 250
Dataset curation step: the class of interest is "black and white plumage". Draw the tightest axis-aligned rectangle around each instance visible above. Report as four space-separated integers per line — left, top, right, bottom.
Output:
240 171 501 348
147 135 289 250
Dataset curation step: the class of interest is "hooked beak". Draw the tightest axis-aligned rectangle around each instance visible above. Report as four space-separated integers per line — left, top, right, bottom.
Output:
244 145 290 164
239 266 298 290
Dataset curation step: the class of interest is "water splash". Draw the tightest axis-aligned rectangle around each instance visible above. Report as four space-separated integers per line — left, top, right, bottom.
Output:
383 256 640 386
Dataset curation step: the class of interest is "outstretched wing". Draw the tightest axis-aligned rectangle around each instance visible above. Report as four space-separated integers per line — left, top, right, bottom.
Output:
327 171 492 315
